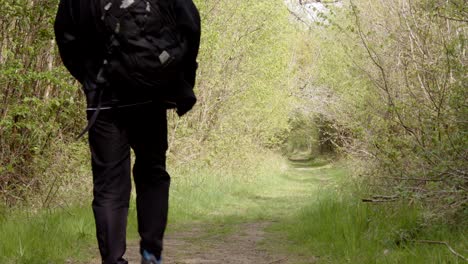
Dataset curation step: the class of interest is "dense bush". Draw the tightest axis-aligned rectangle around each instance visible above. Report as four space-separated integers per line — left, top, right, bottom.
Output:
0 0 85 205
0 0 297 206
296 0 467 221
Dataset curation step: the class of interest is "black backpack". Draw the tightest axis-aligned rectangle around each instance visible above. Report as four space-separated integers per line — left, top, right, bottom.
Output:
77 0 188 139
98 0 187 90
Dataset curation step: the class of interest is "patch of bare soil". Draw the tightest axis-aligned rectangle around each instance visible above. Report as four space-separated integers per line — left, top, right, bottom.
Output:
119 222 314 264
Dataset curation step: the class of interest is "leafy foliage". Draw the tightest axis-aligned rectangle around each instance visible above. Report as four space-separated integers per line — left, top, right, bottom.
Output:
0 0 84 205
0 0 297 206
297 0 467 221
166 0 296 174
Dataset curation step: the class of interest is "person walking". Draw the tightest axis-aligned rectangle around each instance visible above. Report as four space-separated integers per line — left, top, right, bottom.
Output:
54 1 201 264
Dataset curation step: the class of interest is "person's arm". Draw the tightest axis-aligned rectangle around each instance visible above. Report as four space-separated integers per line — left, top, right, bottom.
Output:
54 0 85 83
174 0 201 88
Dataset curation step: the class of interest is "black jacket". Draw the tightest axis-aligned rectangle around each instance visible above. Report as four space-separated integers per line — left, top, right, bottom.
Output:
54 0 201 115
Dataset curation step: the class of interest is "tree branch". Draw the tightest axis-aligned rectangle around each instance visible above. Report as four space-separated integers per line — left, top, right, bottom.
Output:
410 240 467 261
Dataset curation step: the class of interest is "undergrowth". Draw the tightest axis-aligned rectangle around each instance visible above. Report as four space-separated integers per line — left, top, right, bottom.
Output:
272 178 468 263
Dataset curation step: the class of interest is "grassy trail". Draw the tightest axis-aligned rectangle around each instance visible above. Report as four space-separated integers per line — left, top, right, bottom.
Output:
116 160 467 264
3 160 464 263
101 161 337 264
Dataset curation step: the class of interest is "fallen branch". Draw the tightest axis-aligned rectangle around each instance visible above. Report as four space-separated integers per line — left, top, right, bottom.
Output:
362 199 398 203
286 7 311 28
378 176 444 182
410 240 467 261
362 194 399 203
436 13 468 23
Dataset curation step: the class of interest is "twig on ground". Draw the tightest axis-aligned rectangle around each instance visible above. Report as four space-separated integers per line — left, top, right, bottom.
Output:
378 176 444 182
362 198 398 203
362 194 399 203
410 240 467 261
269 258 288 264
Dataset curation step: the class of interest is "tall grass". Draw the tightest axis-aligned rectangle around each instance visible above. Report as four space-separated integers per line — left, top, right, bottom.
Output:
273 183 468 263
0 206 96 264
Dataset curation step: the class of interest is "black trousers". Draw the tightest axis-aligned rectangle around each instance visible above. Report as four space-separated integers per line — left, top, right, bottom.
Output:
88 103 170 264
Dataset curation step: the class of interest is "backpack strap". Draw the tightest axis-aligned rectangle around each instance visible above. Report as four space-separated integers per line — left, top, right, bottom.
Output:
76 1 120 139
76 67 108 139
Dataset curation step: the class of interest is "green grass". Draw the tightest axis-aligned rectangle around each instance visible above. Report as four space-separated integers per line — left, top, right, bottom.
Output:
166 157 298 228
0 171 249 263
0 153 289 263
0 206 96 264
270 181 468 263
2 157 466 263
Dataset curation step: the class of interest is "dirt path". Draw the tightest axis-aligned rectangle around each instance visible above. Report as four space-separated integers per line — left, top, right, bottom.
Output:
122 221 309 264
89 163 328 264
